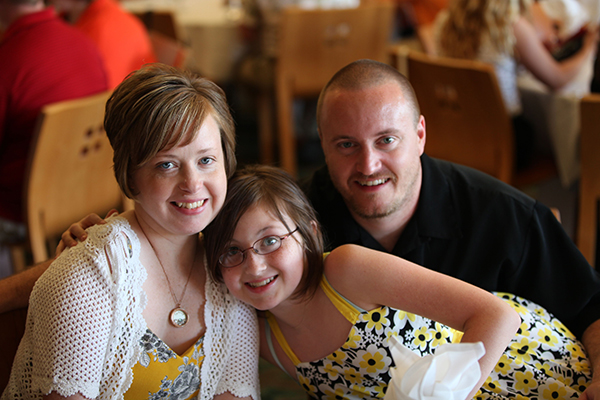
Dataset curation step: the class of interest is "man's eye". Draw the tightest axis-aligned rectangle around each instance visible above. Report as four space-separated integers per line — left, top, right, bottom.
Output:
339 142 354 149
382 137 395 144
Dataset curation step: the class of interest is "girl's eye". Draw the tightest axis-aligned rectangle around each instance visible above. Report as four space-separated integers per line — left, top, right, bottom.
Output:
262 236 279 247
225 247 241 256
200 157 214 165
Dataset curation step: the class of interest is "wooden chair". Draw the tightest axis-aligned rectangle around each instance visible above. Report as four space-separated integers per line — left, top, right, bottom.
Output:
577 94 600 268
407 51 515 183
406 51 557 187
24 91 133 264
0 307 27 392
272 2 395 176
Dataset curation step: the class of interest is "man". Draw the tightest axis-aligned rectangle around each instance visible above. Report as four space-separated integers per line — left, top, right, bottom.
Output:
50 0 156 89
304 59 600 397
0 0 107 272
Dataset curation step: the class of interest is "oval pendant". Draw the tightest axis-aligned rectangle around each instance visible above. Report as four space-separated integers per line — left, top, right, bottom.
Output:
169 307 188 328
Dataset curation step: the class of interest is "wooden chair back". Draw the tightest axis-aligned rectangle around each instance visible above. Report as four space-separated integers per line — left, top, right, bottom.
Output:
577 94 600 267
406 51 514 184
274 2 395 176
25 91 132 263
0 307 28 392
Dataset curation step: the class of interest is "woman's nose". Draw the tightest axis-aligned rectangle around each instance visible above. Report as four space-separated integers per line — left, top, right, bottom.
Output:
178 165 203 193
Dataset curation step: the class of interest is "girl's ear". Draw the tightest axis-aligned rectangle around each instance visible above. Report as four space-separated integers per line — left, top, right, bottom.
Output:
310 220 318 236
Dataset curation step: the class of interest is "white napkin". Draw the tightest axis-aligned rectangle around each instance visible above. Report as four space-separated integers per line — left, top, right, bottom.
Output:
384 336 485 400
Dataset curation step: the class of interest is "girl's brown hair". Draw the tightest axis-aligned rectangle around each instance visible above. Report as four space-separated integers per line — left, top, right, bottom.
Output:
204 165 324 300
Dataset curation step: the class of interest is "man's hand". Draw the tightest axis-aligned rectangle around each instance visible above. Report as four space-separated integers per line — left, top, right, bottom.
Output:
55 209 119 255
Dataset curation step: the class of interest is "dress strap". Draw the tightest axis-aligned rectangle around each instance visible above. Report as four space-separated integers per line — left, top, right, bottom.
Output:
263 317 294 379
265 312 302 367
321 275 364 324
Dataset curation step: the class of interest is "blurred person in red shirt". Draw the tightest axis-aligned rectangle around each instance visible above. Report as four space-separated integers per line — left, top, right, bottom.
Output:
0 0 108 274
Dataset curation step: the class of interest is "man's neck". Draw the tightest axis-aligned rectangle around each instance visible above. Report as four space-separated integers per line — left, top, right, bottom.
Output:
351 203 416 253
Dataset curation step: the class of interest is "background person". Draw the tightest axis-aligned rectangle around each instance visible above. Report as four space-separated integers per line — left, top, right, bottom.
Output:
49 0 156 89
433 0 598 169
0 0 107 276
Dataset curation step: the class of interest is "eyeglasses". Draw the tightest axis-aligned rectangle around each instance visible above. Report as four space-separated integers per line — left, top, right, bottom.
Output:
219 228 299 268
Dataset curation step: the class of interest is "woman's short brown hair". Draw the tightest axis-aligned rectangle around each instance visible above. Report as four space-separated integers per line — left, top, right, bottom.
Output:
204 165 324 300
104 64 237 198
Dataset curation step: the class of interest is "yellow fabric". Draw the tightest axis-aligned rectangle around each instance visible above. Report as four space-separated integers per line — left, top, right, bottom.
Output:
124 330 204 399
266 312 302 366
320 276 362 324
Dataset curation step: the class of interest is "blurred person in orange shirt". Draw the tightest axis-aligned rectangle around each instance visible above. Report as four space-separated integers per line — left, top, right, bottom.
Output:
51 0 157 88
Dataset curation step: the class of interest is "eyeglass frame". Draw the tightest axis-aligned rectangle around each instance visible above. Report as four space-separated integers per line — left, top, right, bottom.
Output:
218 227 299 268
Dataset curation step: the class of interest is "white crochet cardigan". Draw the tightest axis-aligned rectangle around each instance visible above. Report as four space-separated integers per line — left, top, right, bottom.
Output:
2 217 260 400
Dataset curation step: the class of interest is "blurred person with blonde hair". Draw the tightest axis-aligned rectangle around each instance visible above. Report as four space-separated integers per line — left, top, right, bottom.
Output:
435 0 598 169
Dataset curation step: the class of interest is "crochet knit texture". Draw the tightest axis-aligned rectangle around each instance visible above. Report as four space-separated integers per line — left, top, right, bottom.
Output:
2 217 260 400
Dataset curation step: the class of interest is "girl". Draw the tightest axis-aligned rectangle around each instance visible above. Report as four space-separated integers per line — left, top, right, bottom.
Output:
204 164 591 399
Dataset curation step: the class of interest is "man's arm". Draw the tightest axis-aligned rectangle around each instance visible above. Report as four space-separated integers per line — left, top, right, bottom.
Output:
0 212 112 314
581 320 600 399
0 260 51 313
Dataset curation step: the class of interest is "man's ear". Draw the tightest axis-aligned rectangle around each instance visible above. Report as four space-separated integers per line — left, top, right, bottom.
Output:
417 115 426 155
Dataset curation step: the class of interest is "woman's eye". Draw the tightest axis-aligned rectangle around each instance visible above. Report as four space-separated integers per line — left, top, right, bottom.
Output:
200 157 214 165
158 161 174 170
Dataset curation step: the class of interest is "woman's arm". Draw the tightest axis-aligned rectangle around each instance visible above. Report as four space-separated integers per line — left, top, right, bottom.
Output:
514 15 598 90
326 244 521 399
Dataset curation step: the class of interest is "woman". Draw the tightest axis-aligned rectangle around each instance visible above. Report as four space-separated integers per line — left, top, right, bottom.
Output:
434 0 598 169
1 65 260 400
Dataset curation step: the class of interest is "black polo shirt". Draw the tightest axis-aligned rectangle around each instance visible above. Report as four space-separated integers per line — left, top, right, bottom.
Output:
303 154 600 338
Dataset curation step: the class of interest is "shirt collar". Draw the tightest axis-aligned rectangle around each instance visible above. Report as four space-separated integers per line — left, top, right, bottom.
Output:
413 154 462 241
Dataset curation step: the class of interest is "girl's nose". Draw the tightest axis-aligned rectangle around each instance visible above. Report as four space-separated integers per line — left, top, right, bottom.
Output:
243 250 268 276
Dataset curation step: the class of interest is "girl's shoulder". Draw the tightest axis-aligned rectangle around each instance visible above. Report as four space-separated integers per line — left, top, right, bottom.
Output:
323 245 371 285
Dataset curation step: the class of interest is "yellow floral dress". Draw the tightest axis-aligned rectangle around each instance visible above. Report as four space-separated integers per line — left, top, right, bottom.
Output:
264 278 591 399
123 329 204 400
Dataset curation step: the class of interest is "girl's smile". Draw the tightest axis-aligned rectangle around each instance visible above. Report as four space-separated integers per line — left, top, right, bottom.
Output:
220 204 305 311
